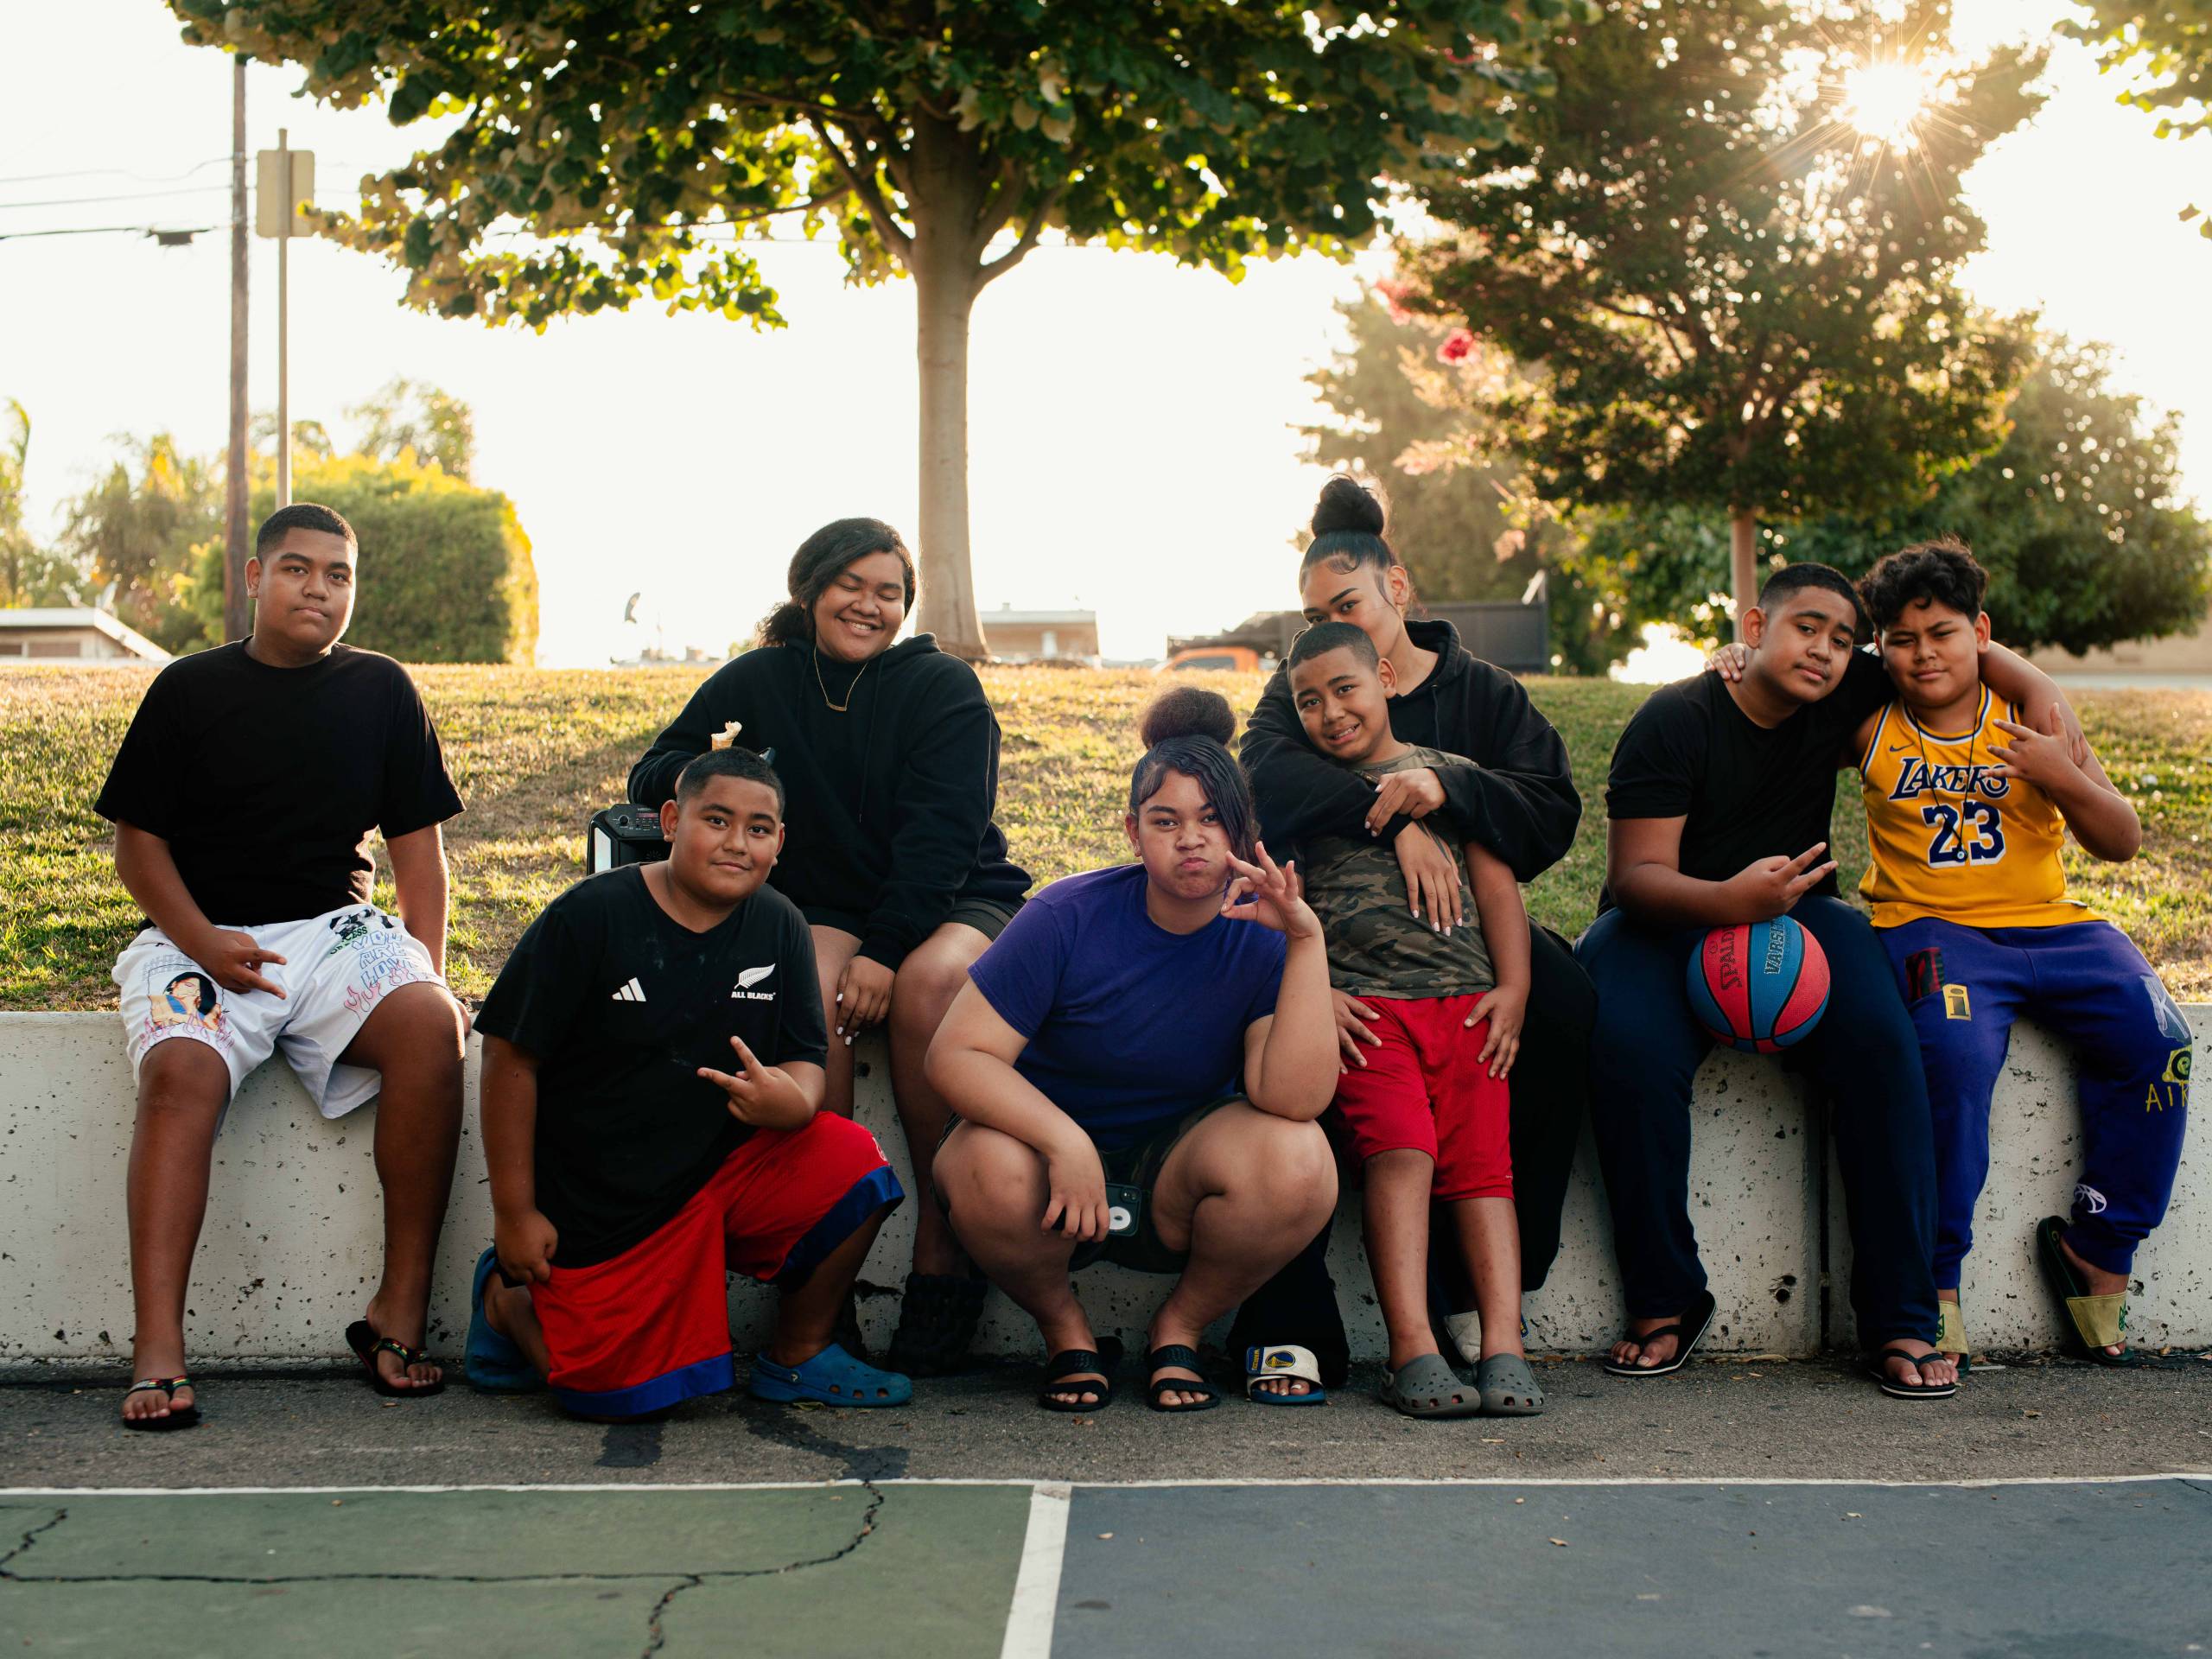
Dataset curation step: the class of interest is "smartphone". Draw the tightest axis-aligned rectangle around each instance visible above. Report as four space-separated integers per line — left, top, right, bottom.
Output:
1104 1183 1143 1238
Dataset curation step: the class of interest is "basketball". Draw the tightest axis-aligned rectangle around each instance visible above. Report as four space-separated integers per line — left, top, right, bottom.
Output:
1687 916 1831 1053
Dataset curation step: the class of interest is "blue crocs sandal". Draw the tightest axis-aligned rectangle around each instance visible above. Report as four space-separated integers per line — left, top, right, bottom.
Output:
749 1342 912 1408
464 1246 542 1394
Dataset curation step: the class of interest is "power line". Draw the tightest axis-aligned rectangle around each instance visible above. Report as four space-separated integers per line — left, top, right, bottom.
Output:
0 183 235 211
0 156 230 188
0 223 217 244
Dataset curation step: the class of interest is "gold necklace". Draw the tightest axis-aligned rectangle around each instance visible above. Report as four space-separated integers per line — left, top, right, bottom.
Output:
813 647 874 713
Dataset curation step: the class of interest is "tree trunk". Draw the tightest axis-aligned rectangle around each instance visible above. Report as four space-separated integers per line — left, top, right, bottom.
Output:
907 117 989 661
912 259 986 658
1730 508 1759 641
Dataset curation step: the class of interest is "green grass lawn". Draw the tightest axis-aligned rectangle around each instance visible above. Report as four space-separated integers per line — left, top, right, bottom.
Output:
3 663 2207 1008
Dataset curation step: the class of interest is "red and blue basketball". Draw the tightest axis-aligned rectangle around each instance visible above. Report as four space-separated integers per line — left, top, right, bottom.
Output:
1688 917 1830 1053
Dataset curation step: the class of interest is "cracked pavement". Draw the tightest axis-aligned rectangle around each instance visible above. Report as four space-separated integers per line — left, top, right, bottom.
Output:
4 1358 2209 1657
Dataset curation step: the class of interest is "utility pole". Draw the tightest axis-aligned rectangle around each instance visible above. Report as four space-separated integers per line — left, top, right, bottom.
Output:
223 55 250 642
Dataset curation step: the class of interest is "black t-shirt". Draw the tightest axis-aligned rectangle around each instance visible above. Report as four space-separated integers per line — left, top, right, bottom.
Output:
1599 653 1890 914
474 867 830 1267
95 642 463 925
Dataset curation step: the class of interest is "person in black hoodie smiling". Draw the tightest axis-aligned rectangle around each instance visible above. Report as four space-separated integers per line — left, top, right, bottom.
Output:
628 518 1030 1376
1234 475 1594 1390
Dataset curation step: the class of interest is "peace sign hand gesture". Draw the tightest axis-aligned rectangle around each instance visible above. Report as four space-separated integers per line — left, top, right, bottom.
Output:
697 1035 814 1130
1989 704 2083 790
1221 840 1322 944
1727 842 1836 921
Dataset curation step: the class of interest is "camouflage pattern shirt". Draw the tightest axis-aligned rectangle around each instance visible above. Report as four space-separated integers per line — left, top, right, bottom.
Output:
1297 747 1495 1000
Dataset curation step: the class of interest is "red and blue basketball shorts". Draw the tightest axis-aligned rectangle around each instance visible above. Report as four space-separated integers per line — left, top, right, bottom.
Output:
1329 994 1512 1201
531 1114 902 1418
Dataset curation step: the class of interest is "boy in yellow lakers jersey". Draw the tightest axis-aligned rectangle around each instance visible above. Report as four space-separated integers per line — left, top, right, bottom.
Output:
1855 539 2189 1368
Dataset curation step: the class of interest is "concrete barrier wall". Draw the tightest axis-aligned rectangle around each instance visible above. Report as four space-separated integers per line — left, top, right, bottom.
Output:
1 1009 2202 1372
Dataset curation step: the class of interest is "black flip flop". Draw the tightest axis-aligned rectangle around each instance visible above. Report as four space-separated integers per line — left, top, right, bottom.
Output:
345 1319 447 1398
1144 1344 1221 1413
1037 1340 1119 1413
121 1376 200 1432
1869 1344 1959 1400
2034 1215 2141 1367
1602 1289 1718 1377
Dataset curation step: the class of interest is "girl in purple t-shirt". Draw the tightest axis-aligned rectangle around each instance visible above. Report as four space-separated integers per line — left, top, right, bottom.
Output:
925 690 1339 1413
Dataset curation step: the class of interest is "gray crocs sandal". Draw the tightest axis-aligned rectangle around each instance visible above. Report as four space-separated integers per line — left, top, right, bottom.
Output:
1475 1352 1545 1415
1379 1351 1481 1419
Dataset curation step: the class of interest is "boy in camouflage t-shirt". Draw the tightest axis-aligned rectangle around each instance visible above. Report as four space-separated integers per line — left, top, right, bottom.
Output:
1285 623 1541 1419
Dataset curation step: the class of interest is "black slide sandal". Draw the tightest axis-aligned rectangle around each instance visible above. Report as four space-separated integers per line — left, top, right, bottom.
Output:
121 1376 200 1432
1869 1344 1959 1400
345 1319 447 1399
1145 1344 1221 1413
1602 1289 1718 1377
1037 1339 1120 1412
888 1272 989 1376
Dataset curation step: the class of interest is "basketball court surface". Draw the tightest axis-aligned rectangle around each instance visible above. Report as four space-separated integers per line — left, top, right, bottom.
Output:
6 1359 2209 1656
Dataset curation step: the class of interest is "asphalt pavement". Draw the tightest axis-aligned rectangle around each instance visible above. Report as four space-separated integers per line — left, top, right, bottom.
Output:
7 1352 2209 1489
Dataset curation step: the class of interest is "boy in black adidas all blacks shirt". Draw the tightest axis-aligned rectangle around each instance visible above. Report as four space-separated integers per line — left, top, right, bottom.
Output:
467 747 911 1416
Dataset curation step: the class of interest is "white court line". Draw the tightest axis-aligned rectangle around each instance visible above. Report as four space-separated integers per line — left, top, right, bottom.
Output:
3 1472 2206 1497
997 1483 1071 1659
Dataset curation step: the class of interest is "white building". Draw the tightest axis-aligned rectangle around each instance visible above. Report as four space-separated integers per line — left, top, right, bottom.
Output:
0 607 172 664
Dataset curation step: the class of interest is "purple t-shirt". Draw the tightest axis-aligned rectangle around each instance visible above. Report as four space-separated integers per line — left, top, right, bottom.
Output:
966 863 1286 1151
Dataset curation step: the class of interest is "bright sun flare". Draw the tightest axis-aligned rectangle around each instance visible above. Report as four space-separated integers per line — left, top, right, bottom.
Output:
1840 60 1932 147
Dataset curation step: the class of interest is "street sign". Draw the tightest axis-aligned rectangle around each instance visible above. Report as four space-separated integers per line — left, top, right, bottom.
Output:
254 148 315 238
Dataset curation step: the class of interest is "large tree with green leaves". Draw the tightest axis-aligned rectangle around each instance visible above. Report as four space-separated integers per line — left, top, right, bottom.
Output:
1788 335 2212 653
173 0 1573 658
1398 0 2043 633
2065 3 2211 238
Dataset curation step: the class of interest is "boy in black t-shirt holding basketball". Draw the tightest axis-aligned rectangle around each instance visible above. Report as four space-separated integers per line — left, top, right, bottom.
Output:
466 747 910 1417
1582 563 2078 1400
97 504 471 1429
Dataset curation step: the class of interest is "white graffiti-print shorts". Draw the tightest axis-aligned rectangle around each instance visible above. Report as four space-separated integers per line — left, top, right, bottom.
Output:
113 903 442 1120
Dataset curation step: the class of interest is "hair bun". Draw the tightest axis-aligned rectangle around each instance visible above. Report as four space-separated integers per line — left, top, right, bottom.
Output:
1140 685 1236 751
1311 474 1386 538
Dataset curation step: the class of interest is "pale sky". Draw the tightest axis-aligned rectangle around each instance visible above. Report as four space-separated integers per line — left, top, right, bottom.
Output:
3 0 2205 666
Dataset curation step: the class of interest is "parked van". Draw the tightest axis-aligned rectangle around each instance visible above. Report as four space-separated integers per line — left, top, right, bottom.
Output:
1163 644 1262 673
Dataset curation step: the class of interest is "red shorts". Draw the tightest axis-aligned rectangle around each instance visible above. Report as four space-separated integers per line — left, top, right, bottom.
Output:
1329 995 1512 1201
530 1115 900 1418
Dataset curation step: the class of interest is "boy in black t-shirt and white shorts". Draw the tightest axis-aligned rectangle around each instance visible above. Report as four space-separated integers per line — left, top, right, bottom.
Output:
97 505 471 1429
466 747 910 1418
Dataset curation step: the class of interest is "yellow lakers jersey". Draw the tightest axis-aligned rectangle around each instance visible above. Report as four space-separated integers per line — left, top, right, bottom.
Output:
1857 690 2094 930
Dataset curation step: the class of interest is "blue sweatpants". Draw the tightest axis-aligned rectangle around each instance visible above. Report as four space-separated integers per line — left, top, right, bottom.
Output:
1579 895 1940 1347
1878 917 2191 1285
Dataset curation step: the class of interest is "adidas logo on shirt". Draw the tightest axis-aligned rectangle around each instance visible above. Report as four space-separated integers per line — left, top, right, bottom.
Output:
610 977 647 1003
732 964 778 1002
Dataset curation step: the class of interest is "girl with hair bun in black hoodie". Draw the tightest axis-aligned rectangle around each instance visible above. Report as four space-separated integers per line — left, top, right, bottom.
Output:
925 687 1338 1412
1233 474 1596 1389
629 517 1029 1376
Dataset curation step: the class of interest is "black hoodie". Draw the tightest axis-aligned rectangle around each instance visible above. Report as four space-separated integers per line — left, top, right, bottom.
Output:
1240 617 1580 882
627 634 1030 970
